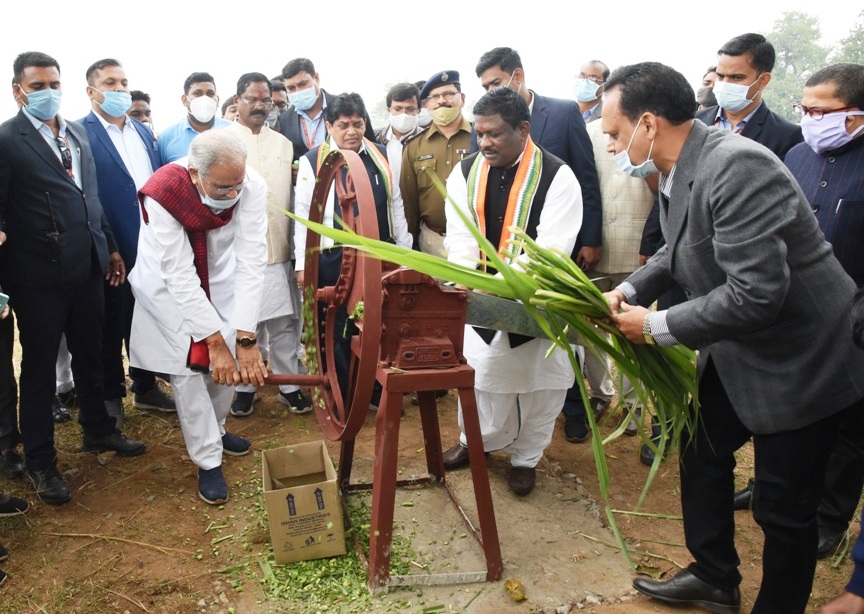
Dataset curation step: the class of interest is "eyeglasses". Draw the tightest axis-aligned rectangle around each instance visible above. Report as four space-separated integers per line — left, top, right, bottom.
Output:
792 103 856 120
578 75 605 85
274 101 289 111
239 96 273 107
203 173 249 196
55 136 72 173
426 90 459 102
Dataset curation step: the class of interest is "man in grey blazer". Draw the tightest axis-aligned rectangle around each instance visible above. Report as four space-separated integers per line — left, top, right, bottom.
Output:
601 62 864 613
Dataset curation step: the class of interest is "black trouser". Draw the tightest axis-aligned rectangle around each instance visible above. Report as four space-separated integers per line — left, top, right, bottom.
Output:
680 359 854 613
317 249 354 405
0 310 19 451
561 357 587 421
8 263 116 472
102 280 156 399
817 404 864 537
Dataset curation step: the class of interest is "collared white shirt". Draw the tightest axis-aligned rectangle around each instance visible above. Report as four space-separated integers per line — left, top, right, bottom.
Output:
94 112 154 190
384 125 405 187
22 107 82 189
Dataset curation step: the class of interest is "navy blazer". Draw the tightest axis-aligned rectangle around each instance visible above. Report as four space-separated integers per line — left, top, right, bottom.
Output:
80 111 161 268
784 136 864 286
642 102 804 256
471 92 602 248
278 89 376 163
695 101 802 161
0 110 116 289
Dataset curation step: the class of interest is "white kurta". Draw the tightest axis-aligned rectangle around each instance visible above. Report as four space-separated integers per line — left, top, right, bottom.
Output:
227 122 304 395
129 160 268 374
443 151 582 466
128 160 267 469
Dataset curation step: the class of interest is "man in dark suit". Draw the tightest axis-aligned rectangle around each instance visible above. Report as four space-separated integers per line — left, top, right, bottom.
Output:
697 33 801 159
473 47 604 443
80 58 174 429
0 51 145 505
639 32 805 343
603 61 864 613
277 58 375 169
697 33 806 507
783 62 864 560
643 34 803 260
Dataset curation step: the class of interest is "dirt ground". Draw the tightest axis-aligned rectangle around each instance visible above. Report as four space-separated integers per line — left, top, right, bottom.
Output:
0 379 858 613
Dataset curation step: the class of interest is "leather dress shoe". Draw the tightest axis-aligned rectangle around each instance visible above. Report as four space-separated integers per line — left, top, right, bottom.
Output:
1 449 25 480
640 418 669 467
622 405 641 436
80 432 146 457
57 388 77 408
0 492 29 516
633 569 740 613
589 397 609 422
443 444 471 470
52 395 72 423
733 478 754 511
817 528 847 559
27 466 72 505
508 466 536 496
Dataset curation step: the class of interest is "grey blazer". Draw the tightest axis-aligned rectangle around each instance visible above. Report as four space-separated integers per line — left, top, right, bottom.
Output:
625 121 864 434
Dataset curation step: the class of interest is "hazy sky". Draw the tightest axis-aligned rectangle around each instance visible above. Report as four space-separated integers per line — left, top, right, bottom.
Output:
0 2 860 130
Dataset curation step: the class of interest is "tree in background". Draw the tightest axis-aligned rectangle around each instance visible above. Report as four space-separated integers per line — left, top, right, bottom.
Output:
763 11 829 122
832 11 864 64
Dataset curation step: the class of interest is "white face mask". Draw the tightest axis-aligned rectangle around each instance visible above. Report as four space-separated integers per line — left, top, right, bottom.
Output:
417 108 432 128
203 191 240 211
389 111 418 134
189 95 218 123
713 74 763 113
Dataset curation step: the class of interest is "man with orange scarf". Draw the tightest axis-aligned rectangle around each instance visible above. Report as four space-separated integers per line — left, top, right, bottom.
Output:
442 88 582 496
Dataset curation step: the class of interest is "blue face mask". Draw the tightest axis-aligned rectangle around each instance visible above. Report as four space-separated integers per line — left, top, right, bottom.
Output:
573 77 601 103
613 116 658 178
288 84 319 112
20 86 62 120
94 88 132 118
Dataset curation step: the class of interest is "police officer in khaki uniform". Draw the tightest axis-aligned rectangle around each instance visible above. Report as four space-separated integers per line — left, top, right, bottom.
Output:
400 70 472 257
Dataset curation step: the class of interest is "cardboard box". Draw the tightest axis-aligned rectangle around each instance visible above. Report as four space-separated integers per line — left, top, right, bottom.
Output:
262 441 346 564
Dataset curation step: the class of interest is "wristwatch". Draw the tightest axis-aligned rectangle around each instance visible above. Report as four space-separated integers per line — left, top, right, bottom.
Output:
642 314 656 345
236 335 257 348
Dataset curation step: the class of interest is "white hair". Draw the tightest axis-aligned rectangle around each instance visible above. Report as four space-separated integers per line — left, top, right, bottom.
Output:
188 129 247 174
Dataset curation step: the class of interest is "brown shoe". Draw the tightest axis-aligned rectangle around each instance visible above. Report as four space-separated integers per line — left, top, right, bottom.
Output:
442 444 470 470
508 466 536 496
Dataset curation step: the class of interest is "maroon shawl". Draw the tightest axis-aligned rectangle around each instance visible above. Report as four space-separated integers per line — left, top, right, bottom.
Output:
138 164 236 372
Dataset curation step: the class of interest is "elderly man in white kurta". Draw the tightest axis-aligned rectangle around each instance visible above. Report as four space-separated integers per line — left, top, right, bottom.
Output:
226 73 310 417
441 88 582 496
129 130 268 505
